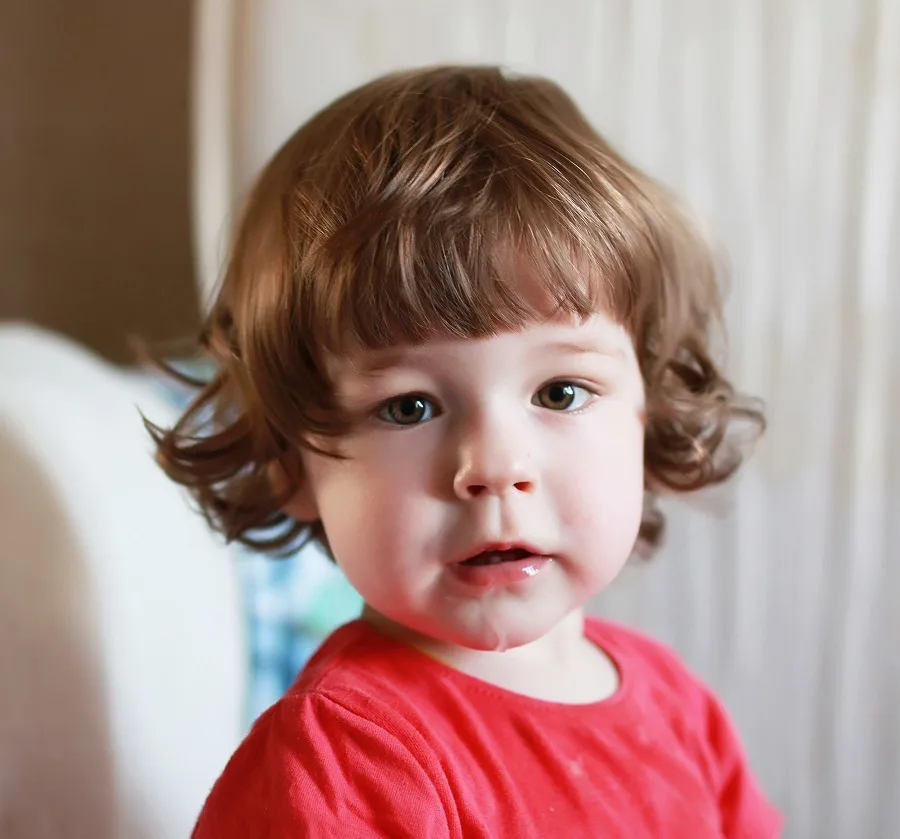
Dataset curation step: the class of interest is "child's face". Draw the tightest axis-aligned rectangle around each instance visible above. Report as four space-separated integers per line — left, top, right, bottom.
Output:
291 312 646 652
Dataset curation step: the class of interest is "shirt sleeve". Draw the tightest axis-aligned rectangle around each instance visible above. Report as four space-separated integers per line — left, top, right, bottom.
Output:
698 687 784 839
192 690 452 839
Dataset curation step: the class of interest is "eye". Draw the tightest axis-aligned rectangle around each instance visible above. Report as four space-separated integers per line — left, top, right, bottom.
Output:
533 382 593 411
377 394 437 426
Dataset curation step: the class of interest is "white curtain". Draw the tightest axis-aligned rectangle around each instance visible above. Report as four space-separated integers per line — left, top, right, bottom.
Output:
193 2 900 836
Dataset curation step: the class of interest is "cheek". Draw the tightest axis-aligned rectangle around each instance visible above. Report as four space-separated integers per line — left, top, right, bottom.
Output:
560 414 645 542
576 448 643 516
301 446 429 559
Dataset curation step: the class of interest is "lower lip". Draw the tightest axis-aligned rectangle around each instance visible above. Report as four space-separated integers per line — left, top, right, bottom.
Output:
448 556 552 588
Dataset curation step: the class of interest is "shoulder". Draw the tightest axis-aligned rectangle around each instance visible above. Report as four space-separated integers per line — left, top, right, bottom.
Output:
585 617 783 837
192 625 453 838
585 615 707 697
586 616 730 745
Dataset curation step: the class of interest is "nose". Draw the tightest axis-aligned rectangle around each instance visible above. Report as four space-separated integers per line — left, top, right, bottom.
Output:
452 413 537 500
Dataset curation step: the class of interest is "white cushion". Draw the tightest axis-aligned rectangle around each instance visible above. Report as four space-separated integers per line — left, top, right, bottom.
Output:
0 323 244 838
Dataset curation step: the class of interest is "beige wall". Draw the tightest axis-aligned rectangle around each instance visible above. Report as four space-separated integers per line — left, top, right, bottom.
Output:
0 1 198 363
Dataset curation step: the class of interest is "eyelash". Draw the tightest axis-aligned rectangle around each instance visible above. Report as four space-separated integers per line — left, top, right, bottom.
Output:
375 381 599 427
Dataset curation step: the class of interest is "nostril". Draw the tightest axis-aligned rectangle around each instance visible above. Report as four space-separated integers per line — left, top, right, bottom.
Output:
463 480 533 497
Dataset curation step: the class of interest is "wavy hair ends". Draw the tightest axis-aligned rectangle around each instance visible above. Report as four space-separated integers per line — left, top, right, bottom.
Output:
150 65 764 559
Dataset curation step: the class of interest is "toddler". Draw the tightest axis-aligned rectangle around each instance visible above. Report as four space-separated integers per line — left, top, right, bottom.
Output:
152 65 781 838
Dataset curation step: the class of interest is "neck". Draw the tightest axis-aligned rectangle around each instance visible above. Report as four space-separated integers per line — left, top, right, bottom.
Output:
360 607 618 703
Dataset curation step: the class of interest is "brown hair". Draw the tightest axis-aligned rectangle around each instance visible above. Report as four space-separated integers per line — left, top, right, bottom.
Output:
148 65 764 558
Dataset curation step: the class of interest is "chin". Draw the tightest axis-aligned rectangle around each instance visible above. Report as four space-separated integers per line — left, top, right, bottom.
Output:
455 611 566 653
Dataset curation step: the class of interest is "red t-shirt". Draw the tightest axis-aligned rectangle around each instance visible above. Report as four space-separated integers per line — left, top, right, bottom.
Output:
193 618 782 838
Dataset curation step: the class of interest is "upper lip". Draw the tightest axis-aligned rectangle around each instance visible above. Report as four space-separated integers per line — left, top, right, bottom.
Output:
451 541 547 565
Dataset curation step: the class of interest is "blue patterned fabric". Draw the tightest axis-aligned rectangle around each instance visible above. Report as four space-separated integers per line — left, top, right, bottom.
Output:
238 544 362 724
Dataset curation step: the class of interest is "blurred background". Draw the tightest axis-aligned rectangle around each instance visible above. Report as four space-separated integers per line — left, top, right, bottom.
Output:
1 1 898 837
0 1 199 362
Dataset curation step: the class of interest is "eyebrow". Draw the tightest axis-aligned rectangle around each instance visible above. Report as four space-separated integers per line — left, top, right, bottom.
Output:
539 339 628 361
349 350 418 377
346 338 627 379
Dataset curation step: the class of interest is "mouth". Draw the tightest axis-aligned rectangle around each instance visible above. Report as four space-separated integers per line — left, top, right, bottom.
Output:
449 542 552 588
457 546 538 566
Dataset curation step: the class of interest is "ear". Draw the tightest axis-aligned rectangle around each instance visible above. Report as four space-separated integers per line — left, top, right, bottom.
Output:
268 453 319 522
